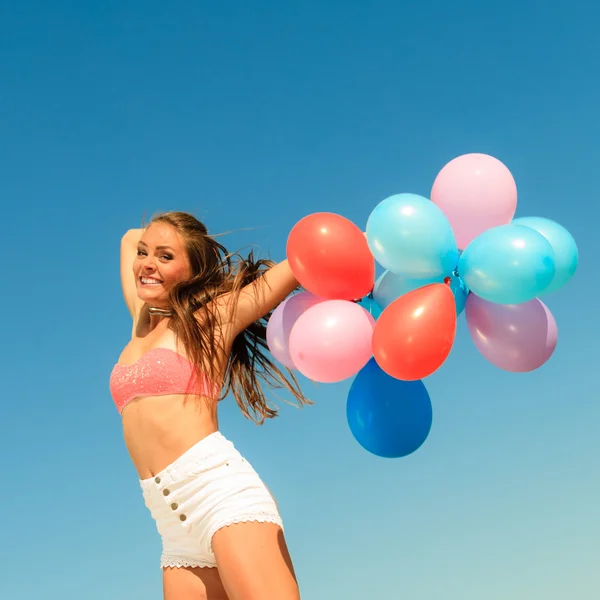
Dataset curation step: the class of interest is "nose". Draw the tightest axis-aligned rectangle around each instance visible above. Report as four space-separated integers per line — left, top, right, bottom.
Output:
139 255 157 272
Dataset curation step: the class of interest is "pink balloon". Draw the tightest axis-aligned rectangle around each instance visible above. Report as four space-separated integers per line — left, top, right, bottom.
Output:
431 153 518 250
465 294 558 372
289 300 376 383
267 291 323 369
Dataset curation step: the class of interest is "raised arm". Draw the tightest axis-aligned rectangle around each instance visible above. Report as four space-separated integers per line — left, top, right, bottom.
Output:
224 259 299 336
120 228 144 319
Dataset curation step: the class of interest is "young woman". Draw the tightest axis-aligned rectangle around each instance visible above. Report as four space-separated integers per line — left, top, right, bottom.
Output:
110 211 309 600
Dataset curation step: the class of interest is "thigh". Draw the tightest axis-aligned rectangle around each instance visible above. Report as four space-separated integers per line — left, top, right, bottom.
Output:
163 566 229 600
212 522 300 600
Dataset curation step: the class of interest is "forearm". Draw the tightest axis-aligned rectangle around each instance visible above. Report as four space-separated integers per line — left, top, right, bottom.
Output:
267 259 300 299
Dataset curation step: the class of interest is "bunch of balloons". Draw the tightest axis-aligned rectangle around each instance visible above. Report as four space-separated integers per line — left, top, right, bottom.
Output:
266 152 578 458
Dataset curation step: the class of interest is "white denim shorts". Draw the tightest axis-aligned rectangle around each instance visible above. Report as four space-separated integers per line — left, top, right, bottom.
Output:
140 431 283 569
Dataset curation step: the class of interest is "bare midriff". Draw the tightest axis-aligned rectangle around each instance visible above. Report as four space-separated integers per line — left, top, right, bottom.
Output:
121 394 219 480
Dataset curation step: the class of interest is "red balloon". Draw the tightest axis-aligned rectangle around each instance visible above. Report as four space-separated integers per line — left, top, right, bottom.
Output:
372 283 456 380
286 212 375 300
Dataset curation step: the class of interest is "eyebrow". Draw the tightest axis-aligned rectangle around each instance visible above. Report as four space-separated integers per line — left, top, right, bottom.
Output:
138 241 175 251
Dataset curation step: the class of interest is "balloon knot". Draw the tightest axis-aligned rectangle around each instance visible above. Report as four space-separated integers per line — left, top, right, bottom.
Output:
443 276 452 286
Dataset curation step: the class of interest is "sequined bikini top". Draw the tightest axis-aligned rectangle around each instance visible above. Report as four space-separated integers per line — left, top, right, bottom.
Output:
109 347 218 414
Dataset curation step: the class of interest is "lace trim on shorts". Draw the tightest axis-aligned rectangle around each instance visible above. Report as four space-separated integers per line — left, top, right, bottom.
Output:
160 554 214 569
160 514 284 569
208 512 284 551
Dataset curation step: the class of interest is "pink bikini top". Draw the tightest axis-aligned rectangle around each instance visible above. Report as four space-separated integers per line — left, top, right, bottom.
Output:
109 347 219 414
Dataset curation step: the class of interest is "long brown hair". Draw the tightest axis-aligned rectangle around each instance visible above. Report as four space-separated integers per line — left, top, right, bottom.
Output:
148 211 311 424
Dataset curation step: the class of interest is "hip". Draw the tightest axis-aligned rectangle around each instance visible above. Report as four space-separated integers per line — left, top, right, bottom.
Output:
140 431 282 566
140 430 280 527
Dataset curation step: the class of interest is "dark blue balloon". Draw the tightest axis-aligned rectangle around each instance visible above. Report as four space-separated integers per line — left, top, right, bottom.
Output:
346 358 433 458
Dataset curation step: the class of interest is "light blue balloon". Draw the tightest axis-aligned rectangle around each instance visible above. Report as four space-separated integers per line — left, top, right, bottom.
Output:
373 270 469 316
366 193 459 279
512 216 578 295
458 224 556 304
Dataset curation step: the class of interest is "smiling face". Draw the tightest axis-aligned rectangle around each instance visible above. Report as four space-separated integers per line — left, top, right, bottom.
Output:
133 222 191 307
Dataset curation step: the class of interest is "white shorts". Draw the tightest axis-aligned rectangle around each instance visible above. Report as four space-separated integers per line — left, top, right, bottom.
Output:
140 431 283 569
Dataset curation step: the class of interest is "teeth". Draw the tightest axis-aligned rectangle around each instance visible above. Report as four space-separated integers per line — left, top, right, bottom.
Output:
141 277 162 284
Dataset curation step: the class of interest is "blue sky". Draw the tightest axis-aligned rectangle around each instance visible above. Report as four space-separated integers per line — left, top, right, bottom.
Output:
2 1 599 598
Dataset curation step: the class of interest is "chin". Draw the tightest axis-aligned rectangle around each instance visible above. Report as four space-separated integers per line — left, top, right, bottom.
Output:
137 288 166 303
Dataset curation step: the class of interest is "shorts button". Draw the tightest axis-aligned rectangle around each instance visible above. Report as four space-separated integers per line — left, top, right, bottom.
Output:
163 489 170 496
170 503 178 510
180 514 187 522
154 477 161 484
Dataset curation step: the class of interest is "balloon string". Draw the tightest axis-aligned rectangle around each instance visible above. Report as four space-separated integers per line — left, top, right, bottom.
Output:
353 284 375 303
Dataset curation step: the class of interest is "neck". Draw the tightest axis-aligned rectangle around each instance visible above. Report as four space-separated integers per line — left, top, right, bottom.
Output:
148 306 172 317
146 305 172 330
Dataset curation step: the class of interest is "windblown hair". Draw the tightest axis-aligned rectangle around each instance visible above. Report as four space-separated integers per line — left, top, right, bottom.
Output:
148 211 311 424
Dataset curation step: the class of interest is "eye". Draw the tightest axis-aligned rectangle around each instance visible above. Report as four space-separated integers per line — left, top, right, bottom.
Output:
136 250 147 257
160 254 173 261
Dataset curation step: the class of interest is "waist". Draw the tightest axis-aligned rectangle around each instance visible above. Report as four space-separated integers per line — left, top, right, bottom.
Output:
139 431 239 487
121 394 220 480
